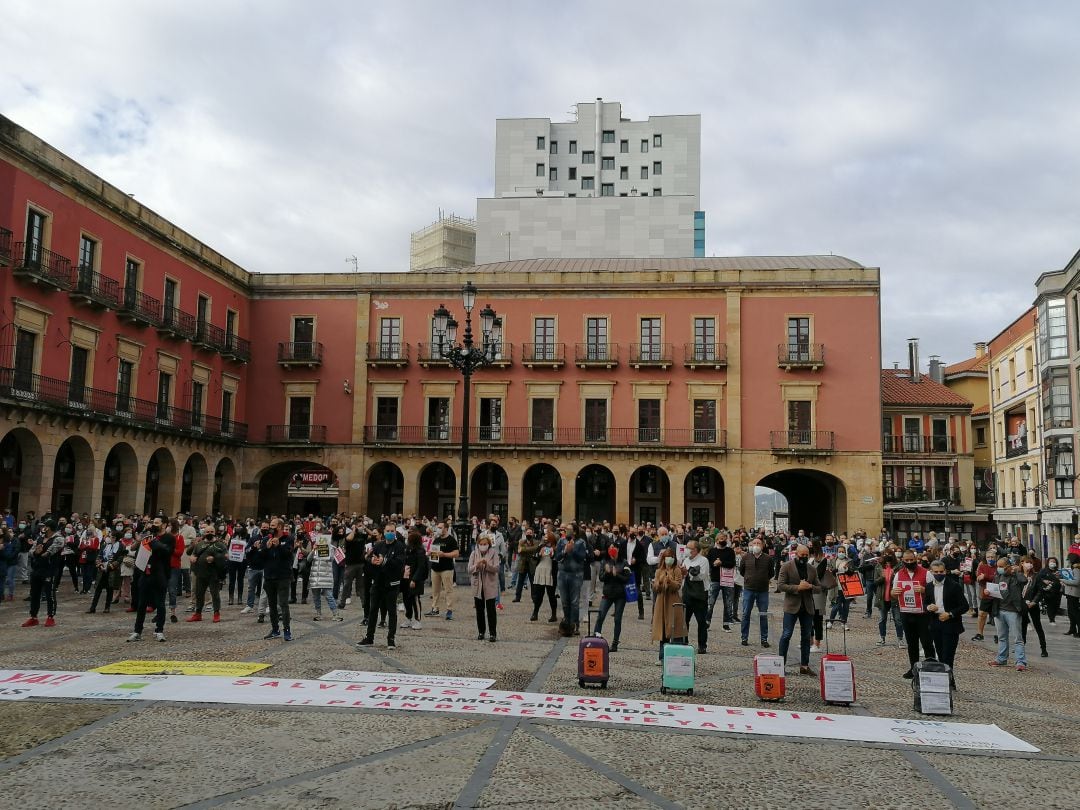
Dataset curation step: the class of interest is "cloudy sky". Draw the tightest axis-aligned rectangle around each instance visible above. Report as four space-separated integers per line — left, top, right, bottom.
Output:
2 1 1077 367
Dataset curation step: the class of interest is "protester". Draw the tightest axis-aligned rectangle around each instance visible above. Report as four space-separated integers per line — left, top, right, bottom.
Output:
988 555 1028 671
427 522 458 621
593 543 630 651
127 519 177 643
309 528 342 622
894 549 936 679
530 531 558 623
777 543 820 675
401 531 428 629
23 520 63 627
682 539 711 654
738 537 772 648
925 558 967 686
187 527 226 623
651 547 686 664
259 519 294 641
469 533 500 642
555 528 588 634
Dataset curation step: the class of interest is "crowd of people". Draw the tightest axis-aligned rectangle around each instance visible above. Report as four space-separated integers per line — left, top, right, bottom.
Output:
3 509 1079 682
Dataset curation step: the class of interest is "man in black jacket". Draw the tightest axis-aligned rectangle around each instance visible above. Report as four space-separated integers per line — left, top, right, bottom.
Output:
357 524 406 649
128 519 177 642
260 519 294 641
925 558 968 682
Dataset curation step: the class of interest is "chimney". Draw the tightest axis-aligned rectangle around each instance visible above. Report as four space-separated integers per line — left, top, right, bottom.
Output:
908 338 921 383
975 341 987 358
928 355 944 384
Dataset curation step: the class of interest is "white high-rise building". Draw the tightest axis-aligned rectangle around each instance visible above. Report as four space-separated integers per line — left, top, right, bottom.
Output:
475 99 704 264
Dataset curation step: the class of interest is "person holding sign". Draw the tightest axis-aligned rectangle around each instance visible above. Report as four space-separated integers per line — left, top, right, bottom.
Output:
987 557 1028 671
893 549 935 679
925 559 968 684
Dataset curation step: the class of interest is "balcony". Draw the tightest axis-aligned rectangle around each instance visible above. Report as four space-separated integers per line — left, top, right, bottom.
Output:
278 341 324 367
575 343 619 369
630 343 673 369
882 434 956 454
193 320 225 352
12 242 75 290
770 430 835 454
778 343 825 371
266 424 327 444
884 486 962 505
1005 437 1029 459
522 343 565 369
0 366 247 443
0 226 12 266
118 287 162 328
223 333 251 363
365 342 409 368
69 266 120 310
362 424 727 451
157 306 197 341
417 342 451 368
683 342 728 370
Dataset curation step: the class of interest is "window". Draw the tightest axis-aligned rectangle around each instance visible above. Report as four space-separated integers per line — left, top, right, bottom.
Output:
536 163 545 177
602 130 615 143
905 466 924 496
585 398 608 442
536 135 545 150
582 150 595 164
25 209 46 257
123 258 140 305
68 346 88 405
653 134 662 147
787 317 810 360
375 397 398 440
787 400 811 442
534 317 555 360
693 317 716 361
191 381 204 428
638 399 661 443
693 399 716 443
549 167 557 182
568 167 577 180
225 309 237 340
1074 295 1080 351
640 192 648 196
903 416 922 452
975 426 986 447
640 139 649 153
479 397 502 441
567 193 576 197
640 317 661 360
293 316 315 358
652 161 662 175
619 166 628 180
1043 366 1072 428
78 234 97 271
288 396 312 440
601 183 614 196
601 156 615 170
652 188 662 196
640 166 648 179
196 294 210 332
619 139 628 153
221 390 234 434
931 417 949 452
531 398 554 441
1039 298 1068 360
568 140 577 154
116 359 133 413
586 317 608 359
549 140 558 155
13 329 36 390
581 176 594 190
379 317 401 358
163 278 178 324
427 397 449 440
157 372 172 420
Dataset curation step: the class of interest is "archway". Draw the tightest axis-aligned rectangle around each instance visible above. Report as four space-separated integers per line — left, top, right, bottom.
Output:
144 448 177 516
257 461 341 518
180 453 210 515
756 469 847 538
755 485 789 533
522 463 561 520
367 461 404 518
0 428 44 517
575 464 615 523
683 466 725 529
51 435 94 515
101 442 138 517
629 465 670 525
418 462 456 520
213 457 239 517
470 462 508 522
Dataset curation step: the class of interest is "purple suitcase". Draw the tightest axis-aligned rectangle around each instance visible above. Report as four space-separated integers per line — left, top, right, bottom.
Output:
578 608 610 688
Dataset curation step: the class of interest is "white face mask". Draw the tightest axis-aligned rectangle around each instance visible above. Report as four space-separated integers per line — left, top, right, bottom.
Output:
664 557 676 567
478 544 490 553
750 546 762 556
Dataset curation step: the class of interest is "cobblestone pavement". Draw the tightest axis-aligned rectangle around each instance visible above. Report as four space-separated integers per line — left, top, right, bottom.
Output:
1 584 1078 809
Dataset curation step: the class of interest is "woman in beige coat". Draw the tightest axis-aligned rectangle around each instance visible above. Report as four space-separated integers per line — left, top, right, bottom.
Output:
651 547 687 662
469 536 501 642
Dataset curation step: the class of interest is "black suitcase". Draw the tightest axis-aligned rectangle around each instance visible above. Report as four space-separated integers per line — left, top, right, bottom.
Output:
912 659 953 715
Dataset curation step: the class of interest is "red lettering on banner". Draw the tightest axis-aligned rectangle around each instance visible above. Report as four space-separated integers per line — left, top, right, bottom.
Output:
790 713 800 719
233 679 251 686
326 700 346 705
374 701 393 708
493 708 510 714
726 709 744 716
290 683 307 689
507 694 525 700
319 684 336 690
644 718 658 724
757 711 777 718
519 710 535 715
462 706 475 711
373 686 398 693
479 692 495 698
571 713 586 719
814 716 834 722
409 688 430 694
346 685 365 691
544 711 562 717
695 706 714 713
667 704 682 711
577 699 597 706
676 720 692 727
402 703 420 709
441 689 459 696
435 703 452 709
610 700 627 707
259 681 279 687
700 722 719 729
596 715 614 721
545 696 565 702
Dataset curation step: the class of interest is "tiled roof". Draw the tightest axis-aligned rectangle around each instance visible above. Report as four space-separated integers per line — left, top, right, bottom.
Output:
881 369 973 408
971 404 990 416
421 255 866 274
944 354 990 376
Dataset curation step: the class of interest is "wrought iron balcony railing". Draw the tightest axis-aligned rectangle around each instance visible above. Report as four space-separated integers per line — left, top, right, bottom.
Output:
778 343 825 369
118 287 162 327
362 424 728 449
71 265 121 310
574 343 619 367
158 306 198 341
12 242 75 290
770 429 835 452
630 343 673 367
278 341 324 365
683 342 728 369
522 343 565 366
882 434 956 454
265 424 327 443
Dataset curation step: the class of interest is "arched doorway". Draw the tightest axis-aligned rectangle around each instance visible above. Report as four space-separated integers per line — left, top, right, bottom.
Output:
101 443 138 517
575 464 615 523
367 461 404 518
51 436 94 515
418 462 456 520
470 462 508 522
755 485 789 533
683 466 725 529
629 465 670 525
0 428 44 516
144 448 177 516
756 470 847 538
180 453 210 515
213 457 238 517
257 462 341 518
522 463 561 520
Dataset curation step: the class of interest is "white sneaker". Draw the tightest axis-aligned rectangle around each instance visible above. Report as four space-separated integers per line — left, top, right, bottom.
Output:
154 632 166 642
826 621 833 631
412 620 422 630
809 644 821 654
398 604 405 611
240 606 252 615
127 632 141 642
345 598 352 606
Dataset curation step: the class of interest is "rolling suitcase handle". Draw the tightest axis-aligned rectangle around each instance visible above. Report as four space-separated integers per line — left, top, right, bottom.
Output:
823 615 847 656
671 601 688 645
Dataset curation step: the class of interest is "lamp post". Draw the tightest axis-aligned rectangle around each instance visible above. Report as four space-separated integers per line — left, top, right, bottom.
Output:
1019 461 1048 550
433 282 501 562
938 497 951 543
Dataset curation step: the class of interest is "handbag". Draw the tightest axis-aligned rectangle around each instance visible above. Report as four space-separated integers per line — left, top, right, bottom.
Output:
625 572 639 603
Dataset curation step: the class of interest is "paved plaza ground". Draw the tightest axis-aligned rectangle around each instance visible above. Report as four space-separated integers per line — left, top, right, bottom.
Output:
1 584 1078 809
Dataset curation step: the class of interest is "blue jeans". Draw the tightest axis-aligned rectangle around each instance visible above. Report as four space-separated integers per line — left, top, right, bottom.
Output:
312 587 337 614
2 563 15 597
829 595 851 623
168 568 180 609
995 609 1027 666
878 601 905 640
558 573 583 626
246 568 264 608
594 596 626 645
779 609 814 666
740 589 769 642
863 576 877 615
708 582 734 624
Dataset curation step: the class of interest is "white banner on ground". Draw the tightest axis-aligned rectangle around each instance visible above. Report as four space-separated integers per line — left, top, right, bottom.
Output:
318 670 496 689
12 670 1036 752
0 671 97 701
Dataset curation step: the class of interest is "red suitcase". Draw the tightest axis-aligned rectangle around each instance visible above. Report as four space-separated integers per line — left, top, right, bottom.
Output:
578 608 610 689
754 654 786 701
819 621 855 706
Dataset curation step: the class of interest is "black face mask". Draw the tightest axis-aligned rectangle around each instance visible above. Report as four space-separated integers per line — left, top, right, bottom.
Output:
905 561 918 570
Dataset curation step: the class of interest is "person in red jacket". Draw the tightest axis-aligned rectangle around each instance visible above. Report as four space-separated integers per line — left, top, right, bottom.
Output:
972 549 1000 642
893 549 936 679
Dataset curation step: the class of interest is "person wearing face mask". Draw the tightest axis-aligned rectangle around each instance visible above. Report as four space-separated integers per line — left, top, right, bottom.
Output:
681 541 711 654
555 529 589 635
972 549 1000 642
893 549 936 679
924 559 968 683
988 556 1028 670
706 533 736 631
776 544 821 675
22 520 63 628
467 533 500 642
86 530 125 614
874 552 905 647
0 528 18 602
651 548 687 664
259 520 295 642
1037 557 1062 625
738 539 772 649
1063 554 1080 637
625 526 649 621
357 524 406 649
1020 558 1050 657
593 544 631 651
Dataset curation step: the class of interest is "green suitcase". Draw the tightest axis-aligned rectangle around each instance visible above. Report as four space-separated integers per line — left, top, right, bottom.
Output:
661 602 695 696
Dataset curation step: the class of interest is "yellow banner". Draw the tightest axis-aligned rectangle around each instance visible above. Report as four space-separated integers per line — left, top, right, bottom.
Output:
91 660 271 676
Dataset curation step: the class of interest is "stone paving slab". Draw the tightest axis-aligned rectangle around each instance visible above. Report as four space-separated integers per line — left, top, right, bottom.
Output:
922 754 1078 809
0 700 116 758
